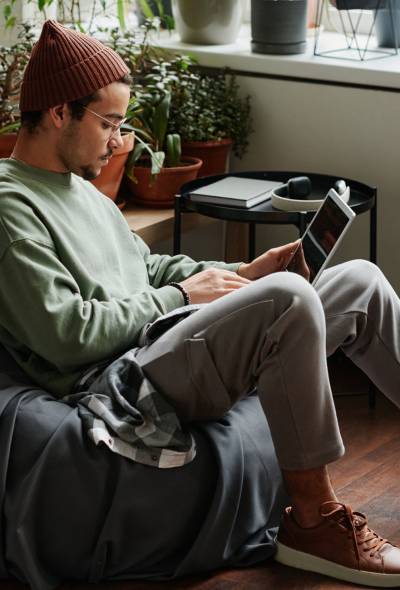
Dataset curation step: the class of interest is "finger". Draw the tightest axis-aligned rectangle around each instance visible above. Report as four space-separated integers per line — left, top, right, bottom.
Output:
282 240 300 251
288 240 301 254
277 241 300 260
274 243 298 269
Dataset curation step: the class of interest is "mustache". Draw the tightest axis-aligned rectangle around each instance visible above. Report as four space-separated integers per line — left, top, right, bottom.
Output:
100 148 113 160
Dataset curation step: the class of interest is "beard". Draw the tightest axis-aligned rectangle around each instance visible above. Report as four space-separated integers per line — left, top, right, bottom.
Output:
81 148 113 180
81 166 99 180
58 121 113 179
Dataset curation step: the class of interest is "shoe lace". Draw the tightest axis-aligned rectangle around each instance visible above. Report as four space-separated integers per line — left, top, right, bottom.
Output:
320 501 388 564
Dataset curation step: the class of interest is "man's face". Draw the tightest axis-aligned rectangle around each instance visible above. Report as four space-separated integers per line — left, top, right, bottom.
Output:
56 81 130 180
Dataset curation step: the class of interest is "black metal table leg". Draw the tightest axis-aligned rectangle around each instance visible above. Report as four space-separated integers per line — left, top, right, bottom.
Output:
249 222 256 261
370 190 377 265
368 383 377 409
369 190 378 408
299 213 307 236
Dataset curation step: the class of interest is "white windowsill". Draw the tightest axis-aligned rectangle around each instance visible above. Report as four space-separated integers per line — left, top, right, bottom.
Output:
156 24 400 90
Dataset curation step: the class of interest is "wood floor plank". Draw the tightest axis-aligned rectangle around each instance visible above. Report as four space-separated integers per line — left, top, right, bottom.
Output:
331 429 400 489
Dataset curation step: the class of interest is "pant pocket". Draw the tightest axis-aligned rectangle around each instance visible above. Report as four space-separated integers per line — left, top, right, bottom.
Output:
185 338 232 420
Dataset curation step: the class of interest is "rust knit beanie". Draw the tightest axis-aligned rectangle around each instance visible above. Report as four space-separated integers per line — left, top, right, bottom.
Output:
20 20 129 111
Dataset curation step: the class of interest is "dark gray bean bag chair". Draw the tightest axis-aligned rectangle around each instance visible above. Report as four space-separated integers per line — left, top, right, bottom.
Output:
0 345 288 590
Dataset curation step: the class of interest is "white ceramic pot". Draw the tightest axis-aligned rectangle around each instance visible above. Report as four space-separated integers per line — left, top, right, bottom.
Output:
172 0 243 44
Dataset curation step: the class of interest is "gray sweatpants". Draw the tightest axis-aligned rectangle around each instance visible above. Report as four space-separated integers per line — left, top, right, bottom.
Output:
135 260 400 470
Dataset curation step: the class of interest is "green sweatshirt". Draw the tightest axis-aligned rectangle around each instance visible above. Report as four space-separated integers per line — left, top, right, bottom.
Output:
0 159 240 398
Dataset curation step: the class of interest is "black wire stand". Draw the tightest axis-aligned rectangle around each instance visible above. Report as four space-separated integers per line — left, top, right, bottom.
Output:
314 0 398 60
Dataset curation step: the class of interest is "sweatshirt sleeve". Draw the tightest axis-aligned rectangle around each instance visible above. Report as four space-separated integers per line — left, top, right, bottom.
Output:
132 232 242 287
0 238 184 372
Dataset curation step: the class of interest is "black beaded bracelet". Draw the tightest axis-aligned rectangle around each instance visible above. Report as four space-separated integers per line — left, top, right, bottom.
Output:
168 282 191 306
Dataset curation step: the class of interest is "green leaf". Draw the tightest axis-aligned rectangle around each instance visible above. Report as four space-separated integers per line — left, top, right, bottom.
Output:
38 0 46 11
138 0 154 18
154 0 164 16
0 120 20 134
126 133 165 182
117 0 126 30
126 142 146 171
164 15 175 31
5 15 16 27
166 133 181 167
152 92 170 150
151 151 165 175
134 126 154 143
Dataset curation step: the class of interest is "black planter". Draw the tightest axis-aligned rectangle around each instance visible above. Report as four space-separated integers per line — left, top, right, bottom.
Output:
375 0 400 47
251 0 308 54
334 0 382 7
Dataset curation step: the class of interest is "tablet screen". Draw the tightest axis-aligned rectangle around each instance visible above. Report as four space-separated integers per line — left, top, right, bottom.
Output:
286 194 352 284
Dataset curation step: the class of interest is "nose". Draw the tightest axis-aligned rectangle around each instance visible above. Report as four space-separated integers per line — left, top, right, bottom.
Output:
108 131 124 150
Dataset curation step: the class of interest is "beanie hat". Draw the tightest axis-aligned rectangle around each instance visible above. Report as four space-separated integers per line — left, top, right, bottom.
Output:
20 20 129 111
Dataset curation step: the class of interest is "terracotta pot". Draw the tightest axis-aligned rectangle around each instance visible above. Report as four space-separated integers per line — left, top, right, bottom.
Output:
90 133 134 201
125 157 202 208
182 139 232 178
0 133 17 159
307 0 317 27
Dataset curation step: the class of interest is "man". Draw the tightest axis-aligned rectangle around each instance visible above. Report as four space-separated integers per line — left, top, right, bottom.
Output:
0 19 400 588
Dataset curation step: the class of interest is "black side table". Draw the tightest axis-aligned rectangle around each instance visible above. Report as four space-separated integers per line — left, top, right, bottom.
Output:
174 170 377 265
174 170 377 409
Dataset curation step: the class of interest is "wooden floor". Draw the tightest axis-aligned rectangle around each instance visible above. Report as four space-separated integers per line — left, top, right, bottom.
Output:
2 359 400 590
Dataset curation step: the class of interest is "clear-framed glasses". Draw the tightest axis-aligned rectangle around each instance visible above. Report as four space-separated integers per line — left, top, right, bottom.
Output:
82 105 127 139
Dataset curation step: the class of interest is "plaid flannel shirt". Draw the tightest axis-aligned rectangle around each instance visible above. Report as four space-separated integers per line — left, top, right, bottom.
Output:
63 306 202 468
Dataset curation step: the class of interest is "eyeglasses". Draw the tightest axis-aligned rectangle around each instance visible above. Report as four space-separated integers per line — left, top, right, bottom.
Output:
82 105 127 139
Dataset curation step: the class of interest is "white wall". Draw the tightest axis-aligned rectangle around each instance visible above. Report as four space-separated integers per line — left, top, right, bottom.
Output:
230 75 400 292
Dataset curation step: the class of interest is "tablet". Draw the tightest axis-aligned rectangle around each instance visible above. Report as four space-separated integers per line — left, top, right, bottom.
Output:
285 187 355 285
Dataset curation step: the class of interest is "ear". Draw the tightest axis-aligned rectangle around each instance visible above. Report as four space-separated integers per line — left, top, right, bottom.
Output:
48 104 69 129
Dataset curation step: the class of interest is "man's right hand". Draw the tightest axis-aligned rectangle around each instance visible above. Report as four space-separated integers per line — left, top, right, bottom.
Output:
179 268 251 304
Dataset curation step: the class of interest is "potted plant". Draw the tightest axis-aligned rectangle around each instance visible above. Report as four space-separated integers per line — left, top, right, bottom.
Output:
168 69 253 177
125 138 201 208
122 59 202 207
108 25 202 207
0 24 34 158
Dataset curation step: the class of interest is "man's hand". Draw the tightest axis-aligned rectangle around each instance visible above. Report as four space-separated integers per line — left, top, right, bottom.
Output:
180 268 251 303
287 241 311 281
237 240 301 281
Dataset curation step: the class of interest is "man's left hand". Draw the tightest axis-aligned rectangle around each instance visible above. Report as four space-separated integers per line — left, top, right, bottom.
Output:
237 240 300 281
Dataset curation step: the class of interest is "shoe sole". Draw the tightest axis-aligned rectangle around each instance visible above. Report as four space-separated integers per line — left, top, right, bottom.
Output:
276 542 400 588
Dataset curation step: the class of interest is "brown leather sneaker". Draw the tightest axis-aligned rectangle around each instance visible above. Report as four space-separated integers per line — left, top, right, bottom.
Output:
275 501 400 587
